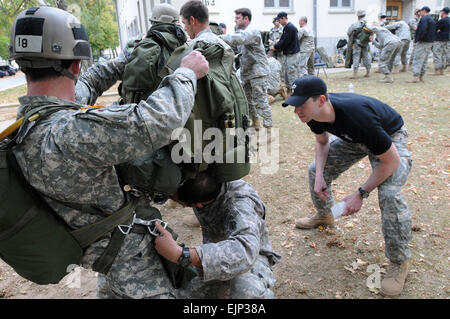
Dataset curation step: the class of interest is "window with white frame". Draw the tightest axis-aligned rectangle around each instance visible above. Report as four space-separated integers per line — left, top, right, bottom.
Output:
264 0 292 9
330 0 353 8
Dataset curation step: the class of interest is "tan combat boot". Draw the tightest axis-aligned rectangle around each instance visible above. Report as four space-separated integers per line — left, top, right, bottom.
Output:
400 65 407 72
364 68 370 78
440 69 444 75
392 66 400 74
380 261 409 297
350 70 358 79
406 75 419 83
379 74 394 83
419 74 425 82
295 212 334 229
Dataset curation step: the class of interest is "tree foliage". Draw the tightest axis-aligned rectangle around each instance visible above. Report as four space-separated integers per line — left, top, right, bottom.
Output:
0 0 39 60
66 0 119 57
0 0 118 60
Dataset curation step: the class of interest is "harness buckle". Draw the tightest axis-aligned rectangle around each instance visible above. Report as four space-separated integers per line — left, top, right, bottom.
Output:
118 213 136 235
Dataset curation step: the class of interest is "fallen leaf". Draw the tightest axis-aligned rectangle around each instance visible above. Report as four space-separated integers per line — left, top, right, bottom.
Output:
344 222 354 228
309 241 316 249
344 266 355 274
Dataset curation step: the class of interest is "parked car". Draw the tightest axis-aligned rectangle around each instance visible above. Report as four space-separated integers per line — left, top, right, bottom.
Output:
0 65 17 76
0 70 8 78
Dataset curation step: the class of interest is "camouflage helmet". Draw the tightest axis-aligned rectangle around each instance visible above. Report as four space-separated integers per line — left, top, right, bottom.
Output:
9 6 91 80
356 9 366 17
150 3 179 24
209 21 223 35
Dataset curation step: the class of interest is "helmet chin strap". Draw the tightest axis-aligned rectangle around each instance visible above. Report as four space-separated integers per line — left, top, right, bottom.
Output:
52 61 78 83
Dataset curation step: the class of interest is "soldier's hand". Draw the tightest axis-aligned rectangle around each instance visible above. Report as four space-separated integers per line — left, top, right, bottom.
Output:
154 222 182 263
314 176 329 202
342 191 363 216
181 51 209 80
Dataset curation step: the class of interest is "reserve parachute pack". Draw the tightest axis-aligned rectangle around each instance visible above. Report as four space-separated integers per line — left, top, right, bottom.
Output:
0 105 145 284
120 23 187 104
357 25 374 47
163 39 251 182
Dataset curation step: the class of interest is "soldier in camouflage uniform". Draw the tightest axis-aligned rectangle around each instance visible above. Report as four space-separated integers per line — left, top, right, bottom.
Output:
269 17 285 79
271 12 301 91
283 76 413 297
408 9 421 66
221 8 273 133
407 6 435 83
347 10 372 78
371 25 402 83
154 172 281 299
386 21 411 72
298 16 315 77
432 7 449 75
9 6 209 299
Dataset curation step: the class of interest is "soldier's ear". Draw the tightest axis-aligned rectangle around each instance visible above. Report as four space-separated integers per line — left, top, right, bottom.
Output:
69 60 81 77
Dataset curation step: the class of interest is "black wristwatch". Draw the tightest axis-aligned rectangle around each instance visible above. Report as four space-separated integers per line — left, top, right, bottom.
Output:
177 246 191 267
358 187 370 199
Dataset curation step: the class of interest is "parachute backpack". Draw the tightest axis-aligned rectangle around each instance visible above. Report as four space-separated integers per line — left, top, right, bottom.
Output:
164 39 251 182
120 22 188 104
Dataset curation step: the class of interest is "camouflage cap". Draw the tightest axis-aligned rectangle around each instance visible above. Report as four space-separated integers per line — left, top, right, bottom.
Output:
150 3 179 23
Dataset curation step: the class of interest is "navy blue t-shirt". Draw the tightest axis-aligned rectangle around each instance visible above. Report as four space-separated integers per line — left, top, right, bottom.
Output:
307 93 404 155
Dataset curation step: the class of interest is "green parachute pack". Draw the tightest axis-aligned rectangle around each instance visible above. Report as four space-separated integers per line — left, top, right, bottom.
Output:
0 105 140 284
119 28 251 191
120 23 188 104
0 105 197 287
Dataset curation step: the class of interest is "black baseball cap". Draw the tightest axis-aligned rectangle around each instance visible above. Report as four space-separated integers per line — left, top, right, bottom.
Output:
421 6 431 12
282 76 328 107
442 7 450 14
276 11 288 20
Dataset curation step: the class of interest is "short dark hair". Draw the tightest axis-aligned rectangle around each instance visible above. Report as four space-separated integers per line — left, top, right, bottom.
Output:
180 0 209 24
235 8 252 21
23 60 75 82
177 172 222 205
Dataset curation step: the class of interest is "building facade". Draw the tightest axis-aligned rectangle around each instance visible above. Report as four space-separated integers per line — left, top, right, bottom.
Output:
114 0 449 56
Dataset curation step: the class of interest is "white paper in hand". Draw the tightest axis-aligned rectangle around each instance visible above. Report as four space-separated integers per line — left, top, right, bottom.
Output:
331 202 346 218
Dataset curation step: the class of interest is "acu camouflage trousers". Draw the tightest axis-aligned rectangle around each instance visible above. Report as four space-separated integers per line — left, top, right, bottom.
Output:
308 128 413 263
411 42 433 76
175 255 275 299
352 44 372 71
379 41 402 74
243 76 273 127
432 41 449 70
283 52 301 89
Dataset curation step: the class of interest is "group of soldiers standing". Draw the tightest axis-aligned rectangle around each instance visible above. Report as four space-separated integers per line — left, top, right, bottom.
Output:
347 6 450 83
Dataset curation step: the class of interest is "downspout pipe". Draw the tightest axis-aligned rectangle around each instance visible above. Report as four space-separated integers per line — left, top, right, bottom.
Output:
313 0 318 50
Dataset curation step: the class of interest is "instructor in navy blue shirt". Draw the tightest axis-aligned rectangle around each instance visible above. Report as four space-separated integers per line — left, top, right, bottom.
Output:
269 11 300 90
283 75 413 297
